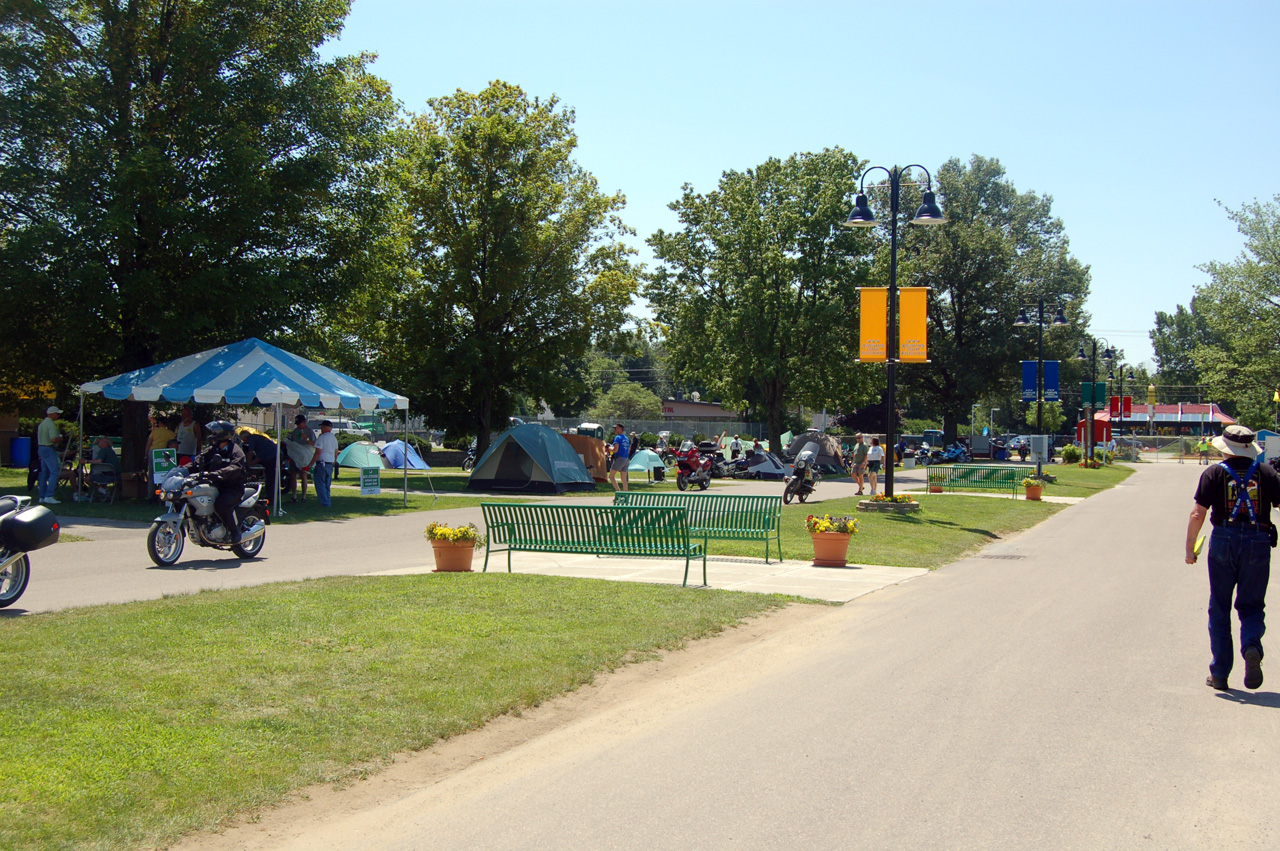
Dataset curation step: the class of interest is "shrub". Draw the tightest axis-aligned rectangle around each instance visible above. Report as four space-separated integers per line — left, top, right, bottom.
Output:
639 431 658 449
692 432 707 444
668 433 685 447
1060 444 1082 464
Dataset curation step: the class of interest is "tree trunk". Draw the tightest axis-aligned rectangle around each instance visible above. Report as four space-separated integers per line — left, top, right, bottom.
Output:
121 400 151 474
474 396 494 459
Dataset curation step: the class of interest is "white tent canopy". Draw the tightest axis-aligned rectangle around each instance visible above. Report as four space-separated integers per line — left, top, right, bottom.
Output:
78 338 412 514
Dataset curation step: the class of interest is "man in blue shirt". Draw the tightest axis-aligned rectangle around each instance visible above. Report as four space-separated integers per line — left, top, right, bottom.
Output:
239 429 278 495
608 422 630 492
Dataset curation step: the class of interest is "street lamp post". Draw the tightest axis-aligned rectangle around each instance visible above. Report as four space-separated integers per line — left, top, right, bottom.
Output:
842 165 945 498
990 407 999 443
971 403 979 438
1013 299 1067 477
1075 337 1115 466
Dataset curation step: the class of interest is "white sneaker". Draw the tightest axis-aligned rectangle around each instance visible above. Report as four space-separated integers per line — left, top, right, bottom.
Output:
42 496 60 504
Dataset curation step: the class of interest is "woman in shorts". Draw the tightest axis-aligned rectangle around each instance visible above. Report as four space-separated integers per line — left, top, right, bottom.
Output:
866 437 884 496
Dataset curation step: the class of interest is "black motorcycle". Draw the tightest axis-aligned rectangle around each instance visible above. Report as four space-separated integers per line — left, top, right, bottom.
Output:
783 454 821 504
461 440 477 472
0 495 61 608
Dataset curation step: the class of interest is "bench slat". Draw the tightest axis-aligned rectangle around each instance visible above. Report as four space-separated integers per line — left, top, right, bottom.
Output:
611 492 783 563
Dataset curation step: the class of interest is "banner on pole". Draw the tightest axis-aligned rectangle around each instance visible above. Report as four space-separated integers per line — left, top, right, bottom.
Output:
1021 361 1037 401
898 287 929 362
1109 396 1133 417
1043 360 1060 401
1081 381 1107 407
859 288 887 362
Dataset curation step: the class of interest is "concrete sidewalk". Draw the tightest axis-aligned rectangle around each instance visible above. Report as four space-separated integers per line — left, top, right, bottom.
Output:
368 551 928 603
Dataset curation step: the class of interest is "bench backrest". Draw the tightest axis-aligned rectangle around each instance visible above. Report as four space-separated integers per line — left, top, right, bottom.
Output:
927 464 1022 489
611 492 782 533
481 502 691 550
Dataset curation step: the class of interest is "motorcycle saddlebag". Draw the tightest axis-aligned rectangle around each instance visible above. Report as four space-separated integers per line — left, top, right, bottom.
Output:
0 505 61 552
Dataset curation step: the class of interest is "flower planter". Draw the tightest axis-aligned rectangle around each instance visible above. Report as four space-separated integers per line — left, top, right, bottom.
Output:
811 532 853 567
928 486 944 494
1024 485 1043 501
431 539 476 572
857 500 922 514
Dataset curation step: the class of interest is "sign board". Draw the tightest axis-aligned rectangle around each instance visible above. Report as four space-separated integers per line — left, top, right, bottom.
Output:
1080 381 1108 408
1043 360 1060 402
360 467 381 495
151 448 178 484
858 288 887 362
1021 361 1037 401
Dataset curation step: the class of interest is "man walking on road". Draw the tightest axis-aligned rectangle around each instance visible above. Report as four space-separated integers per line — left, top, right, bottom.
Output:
1185 425 1279 691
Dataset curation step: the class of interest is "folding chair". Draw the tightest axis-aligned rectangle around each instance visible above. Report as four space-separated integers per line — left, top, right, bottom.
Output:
88 462 120 503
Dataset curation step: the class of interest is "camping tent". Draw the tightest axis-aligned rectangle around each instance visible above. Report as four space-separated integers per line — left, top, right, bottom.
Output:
628 449 665 473
337 441 387 470
785 432 846 474
78 337 410 515
563 434 609 482
382 439 429 470
467 424 594 493
746 451 788 480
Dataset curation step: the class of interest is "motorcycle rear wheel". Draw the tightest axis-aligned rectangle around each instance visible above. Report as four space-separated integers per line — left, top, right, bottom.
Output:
0 553 30 608
147 522 185 566
698 478 710 490
676 473 688 491
798 489 809 503
232 518 266 559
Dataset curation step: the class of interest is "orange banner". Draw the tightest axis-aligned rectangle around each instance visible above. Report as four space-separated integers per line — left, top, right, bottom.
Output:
859 288 887 362
898 287 930 362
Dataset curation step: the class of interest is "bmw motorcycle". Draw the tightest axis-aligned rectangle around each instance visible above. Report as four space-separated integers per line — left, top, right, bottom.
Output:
0 495 60 608
783 453 821 504
146 468 270 566
674 441 713 491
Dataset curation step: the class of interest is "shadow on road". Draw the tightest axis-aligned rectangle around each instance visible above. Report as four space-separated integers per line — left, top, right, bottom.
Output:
1215 690 1280 708
0 608 30 618
146 558 254 572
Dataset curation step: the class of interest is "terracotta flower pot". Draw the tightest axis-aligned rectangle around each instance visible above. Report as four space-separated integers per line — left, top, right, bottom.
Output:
929 485 943 493
811 532 852 567
431 539 476 572
1024 485 1043 501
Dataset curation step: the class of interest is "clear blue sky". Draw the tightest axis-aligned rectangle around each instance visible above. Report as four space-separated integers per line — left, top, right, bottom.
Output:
323 0 1280 369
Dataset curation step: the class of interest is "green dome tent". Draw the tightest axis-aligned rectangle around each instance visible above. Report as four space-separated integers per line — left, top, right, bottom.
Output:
466 424 594 493
337 441 387 470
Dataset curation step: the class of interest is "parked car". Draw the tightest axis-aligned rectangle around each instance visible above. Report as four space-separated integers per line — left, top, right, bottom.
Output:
307 418 371 437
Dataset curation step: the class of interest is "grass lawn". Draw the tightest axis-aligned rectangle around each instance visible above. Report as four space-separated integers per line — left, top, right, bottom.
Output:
1036 462 1135 498
0 575 808 851
708 494 1066 568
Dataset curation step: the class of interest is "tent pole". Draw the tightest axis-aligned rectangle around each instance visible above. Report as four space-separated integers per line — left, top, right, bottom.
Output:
403 405 408 508
275 402 285 518
77 391 85 500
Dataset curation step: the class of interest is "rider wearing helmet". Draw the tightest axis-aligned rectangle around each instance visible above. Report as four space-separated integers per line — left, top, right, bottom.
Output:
193 420 249 544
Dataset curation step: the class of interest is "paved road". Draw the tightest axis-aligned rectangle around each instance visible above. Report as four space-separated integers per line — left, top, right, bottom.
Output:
189 461 1279 849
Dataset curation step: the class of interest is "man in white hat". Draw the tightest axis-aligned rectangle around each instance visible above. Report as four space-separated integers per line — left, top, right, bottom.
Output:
36 405 63 504
1185 425 1280 691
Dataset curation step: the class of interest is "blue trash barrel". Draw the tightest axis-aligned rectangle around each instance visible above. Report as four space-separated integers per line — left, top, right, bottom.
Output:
10 436 32 468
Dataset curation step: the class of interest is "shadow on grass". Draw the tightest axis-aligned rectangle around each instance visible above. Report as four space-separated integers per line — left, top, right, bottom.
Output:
877 513 1001 539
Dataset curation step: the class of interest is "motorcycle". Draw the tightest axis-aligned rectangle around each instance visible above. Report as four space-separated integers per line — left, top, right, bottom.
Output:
941 442 971 463
461 440 477 472
674 441 712 491
147 468 271 566
0 495 60 608
783 453 821 504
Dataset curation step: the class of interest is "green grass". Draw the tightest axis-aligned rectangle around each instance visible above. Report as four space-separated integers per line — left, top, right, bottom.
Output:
367 466 725 495
707 494 1065 568
1034 462 1134 498
0 575 806 850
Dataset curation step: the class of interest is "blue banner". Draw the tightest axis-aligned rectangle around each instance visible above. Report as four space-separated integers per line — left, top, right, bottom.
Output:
1044 360 1060 401
1022 361 1037 401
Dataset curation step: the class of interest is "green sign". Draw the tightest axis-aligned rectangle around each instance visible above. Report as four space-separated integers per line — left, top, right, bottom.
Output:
1081 381 1108 407
151 448 178 483
360 467 381 495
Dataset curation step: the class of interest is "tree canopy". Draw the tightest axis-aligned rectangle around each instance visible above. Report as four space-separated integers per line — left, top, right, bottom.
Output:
0 0 398 464
646 148 878 451
380 81 638 455
588 381 662 422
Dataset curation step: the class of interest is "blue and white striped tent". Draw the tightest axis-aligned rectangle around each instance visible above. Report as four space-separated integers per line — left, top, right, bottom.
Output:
79 337 408 410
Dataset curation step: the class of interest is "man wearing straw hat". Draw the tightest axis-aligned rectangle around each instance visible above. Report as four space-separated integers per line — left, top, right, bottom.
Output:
1185 425 1280 691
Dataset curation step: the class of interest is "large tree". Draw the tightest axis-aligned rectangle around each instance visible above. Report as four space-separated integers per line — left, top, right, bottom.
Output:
899 155 1090 441
1187 196 1280 428
0 0 398 467
384 81 637 456
1150 298 1220 402
646 148 879 451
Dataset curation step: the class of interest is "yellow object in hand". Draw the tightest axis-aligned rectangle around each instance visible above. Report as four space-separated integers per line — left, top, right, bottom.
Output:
1194 535 1206 557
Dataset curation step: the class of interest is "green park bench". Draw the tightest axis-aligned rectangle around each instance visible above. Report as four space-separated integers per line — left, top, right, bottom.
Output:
926 464 1023 497
480 503 707 587
612 492 784 563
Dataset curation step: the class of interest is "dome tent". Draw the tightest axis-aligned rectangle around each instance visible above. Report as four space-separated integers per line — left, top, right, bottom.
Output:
784 431 846 474
383 439 430 470
466 424 594 493
337 441 387 470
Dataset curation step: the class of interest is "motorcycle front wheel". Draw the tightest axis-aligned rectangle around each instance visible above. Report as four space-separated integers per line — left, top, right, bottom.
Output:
676 473 688 491
147 522 185 566
0 553 30 608
783 477 799 504
461 457 475 472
